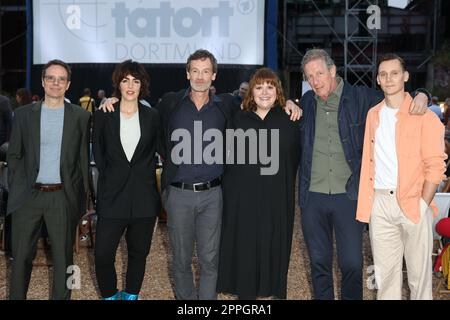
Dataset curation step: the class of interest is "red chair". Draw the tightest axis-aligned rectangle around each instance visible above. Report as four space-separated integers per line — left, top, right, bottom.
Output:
434 218 450 296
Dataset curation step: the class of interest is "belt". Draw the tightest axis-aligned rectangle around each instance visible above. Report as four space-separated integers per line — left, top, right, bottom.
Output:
33 183 64 192
171 177 221 192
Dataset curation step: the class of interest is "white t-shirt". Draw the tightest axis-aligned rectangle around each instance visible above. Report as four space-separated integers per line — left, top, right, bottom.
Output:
374 104 399 189
120 111 141 162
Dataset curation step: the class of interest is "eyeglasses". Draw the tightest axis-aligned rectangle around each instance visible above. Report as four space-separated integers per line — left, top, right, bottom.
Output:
43 75 68 83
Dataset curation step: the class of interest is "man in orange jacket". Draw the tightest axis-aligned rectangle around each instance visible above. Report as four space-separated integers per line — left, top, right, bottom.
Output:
356 53 447 299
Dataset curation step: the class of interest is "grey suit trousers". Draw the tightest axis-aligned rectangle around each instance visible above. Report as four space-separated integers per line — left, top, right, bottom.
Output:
165 185 222 300
10 189 77 300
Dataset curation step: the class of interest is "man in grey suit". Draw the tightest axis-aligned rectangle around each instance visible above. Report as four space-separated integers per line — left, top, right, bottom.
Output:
7 59 91 300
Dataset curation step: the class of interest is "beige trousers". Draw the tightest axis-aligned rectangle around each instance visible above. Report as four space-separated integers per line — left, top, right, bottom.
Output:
369 189 433 300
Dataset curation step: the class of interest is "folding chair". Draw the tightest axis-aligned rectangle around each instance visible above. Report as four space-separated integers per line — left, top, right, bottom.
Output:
75 162 98 253
0 162 8 252
0 213 5 252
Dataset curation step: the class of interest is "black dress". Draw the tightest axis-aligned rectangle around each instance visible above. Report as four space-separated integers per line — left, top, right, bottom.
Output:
217 106 300 299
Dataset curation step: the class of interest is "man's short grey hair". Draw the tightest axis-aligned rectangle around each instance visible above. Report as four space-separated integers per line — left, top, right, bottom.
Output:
301 49 336 80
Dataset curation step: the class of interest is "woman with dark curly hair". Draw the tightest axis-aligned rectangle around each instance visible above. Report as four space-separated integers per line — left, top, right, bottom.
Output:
93 60 162 300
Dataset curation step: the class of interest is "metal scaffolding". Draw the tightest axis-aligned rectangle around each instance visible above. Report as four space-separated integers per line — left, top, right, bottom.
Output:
344 0 378 87
306 0 379 87
284 0 442 92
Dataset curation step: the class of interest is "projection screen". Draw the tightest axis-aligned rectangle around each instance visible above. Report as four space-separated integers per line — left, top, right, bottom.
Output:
33 0 265 65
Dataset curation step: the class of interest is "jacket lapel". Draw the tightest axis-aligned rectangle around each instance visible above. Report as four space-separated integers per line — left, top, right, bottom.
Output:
130 104 146 164
60 102 74 168
30 102 42 168
113 103 130 162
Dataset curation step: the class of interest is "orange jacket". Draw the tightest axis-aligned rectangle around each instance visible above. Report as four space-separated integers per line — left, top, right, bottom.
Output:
356 93 447 224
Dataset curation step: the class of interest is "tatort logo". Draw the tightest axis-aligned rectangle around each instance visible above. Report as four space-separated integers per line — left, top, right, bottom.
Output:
61 1 236 41
59 0 108 44
112 1 234 38
44 1 257 63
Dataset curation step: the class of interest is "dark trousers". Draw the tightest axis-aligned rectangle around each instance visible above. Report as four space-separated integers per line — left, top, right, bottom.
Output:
10 190 76 300
301 192 365 300
94 216 156 298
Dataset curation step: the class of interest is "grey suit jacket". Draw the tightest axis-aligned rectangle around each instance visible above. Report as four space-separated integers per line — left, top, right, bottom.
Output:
6 101 91 218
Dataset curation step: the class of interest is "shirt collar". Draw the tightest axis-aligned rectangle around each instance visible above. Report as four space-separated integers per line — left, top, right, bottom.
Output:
182 87 221 105
333 76 344 98
371 92 413 116
398 92 413 115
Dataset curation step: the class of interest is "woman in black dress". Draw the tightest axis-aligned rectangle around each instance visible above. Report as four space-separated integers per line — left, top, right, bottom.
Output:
217 68 300 299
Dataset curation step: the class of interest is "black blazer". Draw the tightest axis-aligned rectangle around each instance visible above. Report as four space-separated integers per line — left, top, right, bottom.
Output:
93 102 162 219
6 101 91 218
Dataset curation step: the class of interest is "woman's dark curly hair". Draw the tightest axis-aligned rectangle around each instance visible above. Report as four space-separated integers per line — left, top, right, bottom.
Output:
112 59 150 100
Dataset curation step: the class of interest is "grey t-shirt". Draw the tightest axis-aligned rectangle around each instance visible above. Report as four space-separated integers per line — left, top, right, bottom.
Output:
36 104 65 184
